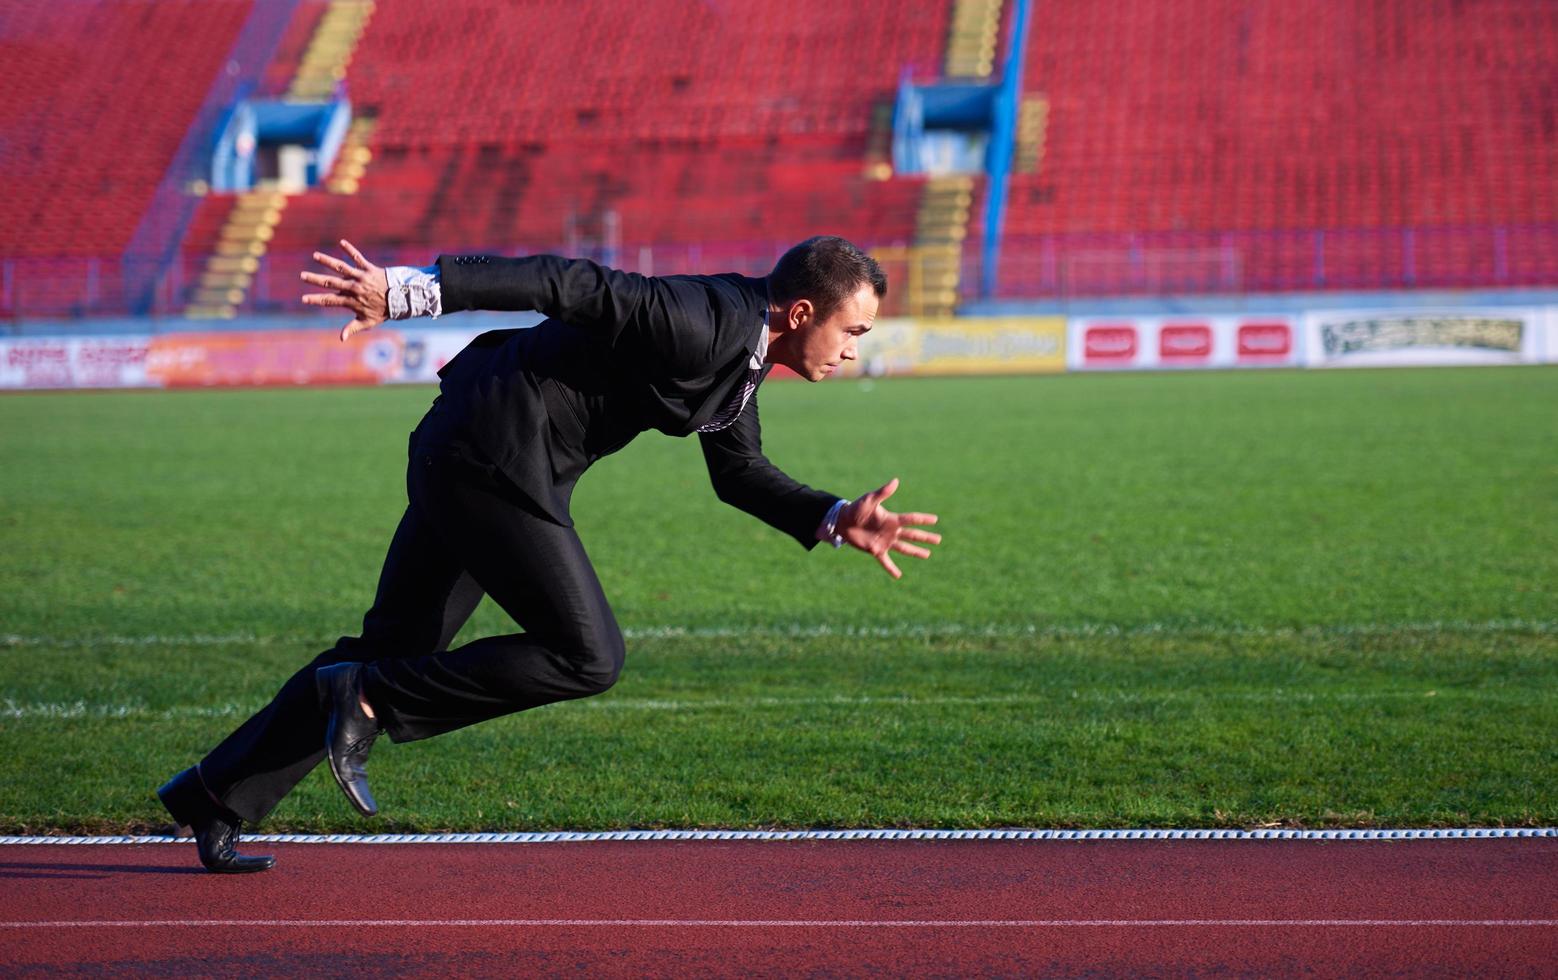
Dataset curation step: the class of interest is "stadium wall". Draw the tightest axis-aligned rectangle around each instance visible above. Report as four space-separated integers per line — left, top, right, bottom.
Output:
2 303 1554 391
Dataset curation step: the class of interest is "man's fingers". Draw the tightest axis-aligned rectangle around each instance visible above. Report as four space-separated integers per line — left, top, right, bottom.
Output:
312 251 363 279
891 541 931 559
300 271 354 291
302 293 355 307
340 319 374 342
339 239 372 269
877 551 903 580
900 527 942 545
898 511 938 526
875 477 900 503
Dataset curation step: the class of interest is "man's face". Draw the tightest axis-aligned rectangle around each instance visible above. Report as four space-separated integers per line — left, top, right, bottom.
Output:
784 283 878 382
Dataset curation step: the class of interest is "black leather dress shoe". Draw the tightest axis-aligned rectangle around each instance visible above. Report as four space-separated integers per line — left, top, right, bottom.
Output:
156 767 275 874
316 662 382 817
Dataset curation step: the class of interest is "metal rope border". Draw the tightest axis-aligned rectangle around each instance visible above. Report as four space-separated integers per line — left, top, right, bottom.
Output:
2 827 1554 845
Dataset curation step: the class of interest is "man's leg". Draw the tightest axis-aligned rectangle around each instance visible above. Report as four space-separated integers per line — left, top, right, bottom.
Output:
357 449 625 744
196 502 483 823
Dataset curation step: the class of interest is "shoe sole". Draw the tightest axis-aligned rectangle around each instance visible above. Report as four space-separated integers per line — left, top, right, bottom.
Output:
204 858 277 874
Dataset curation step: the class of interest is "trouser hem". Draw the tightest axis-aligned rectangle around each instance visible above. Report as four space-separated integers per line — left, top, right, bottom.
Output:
362 662 418 744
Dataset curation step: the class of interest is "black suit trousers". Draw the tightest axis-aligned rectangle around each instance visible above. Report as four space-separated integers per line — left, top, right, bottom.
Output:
197 425 624 824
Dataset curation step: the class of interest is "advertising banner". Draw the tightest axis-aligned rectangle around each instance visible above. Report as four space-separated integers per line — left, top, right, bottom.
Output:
1068 315 1298 370
0 330 416 390
1300 308 1544 367
144 329 404 387
0 326 541 390
843 316 1067 377
3 305 1547 391
0 336 152 389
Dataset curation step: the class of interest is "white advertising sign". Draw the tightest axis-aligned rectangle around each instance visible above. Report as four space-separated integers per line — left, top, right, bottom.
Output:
1300 308 1544 367
1067 315 1298 371
0 336 152 389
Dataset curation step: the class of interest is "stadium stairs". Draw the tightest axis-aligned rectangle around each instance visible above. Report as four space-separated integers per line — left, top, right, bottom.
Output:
185 0 376 320
903 0 1005 316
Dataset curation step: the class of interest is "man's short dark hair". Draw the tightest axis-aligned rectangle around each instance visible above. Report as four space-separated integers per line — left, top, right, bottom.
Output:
768 236 888 320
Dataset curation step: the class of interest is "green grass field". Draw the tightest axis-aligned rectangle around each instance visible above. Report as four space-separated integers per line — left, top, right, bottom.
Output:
1 366 1554 833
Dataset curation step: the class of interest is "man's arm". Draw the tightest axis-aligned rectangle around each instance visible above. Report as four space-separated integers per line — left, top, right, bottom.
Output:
302 243 708 353
699 391 839 550
699 392 942 576
436 254 649 344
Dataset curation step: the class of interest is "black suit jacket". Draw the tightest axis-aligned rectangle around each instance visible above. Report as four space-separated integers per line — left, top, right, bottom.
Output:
422 254 838 548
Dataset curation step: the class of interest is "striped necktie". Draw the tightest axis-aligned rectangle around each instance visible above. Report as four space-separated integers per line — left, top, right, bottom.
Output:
697 315 768 433
697 367 760 433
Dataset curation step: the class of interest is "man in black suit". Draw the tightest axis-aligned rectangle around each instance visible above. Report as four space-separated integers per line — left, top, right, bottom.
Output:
156 236 941 872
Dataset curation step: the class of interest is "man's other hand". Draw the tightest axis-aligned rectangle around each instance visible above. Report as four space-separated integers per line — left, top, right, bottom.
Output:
837 478 941 580
300 240 390 341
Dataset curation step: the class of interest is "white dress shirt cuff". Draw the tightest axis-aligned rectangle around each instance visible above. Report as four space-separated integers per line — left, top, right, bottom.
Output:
816 498 848 549
385 265 442 320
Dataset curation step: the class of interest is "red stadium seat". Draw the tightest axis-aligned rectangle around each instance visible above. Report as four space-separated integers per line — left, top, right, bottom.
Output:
0 0 250 315
1001 0 1558 295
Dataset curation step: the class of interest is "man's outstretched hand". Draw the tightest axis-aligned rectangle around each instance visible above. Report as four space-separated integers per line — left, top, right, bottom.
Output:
837 478 941 580
300 240 390 341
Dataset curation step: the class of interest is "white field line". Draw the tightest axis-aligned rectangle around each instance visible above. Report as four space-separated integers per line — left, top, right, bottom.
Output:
0 685 1535 721
0 918 1555 930
2 618 1555 650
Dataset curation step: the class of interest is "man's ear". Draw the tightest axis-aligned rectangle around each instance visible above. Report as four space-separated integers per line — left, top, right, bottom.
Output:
787 299 813 331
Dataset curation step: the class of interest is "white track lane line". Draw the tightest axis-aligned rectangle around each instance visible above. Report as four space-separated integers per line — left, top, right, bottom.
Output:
1 919 1555 929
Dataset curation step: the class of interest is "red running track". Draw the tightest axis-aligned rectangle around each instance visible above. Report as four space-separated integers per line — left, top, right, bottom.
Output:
1 839 1555 976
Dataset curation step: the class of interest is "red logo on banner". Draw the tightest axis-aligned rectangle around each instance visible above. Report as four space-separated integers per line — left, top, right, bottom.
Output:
1237 322 1292 359
1084 325 1137 361
1159 323 1213 360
